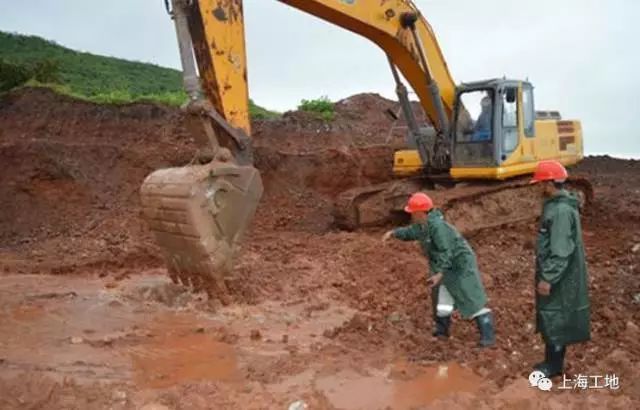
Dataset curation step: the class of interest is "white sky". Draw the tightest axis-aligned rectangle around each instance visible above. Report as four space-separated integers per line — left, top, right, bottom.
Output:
1 0 639 156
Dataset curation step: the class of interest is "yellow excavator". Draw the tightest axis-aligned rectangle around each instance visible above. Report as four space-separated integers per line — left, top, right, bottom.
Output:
140 0 590 299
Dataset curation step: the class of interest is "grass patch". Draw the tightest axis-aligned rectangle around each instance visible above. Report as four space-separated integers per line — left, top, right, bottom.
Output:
298 96 335 121
18 80 188 107
249 98 280 120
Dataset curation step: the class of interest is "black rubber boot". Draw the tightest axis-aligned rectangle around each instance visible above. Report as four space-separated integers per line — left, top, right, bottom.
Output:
474 312 496 347
533 344 565 378
432 315 451 338
533 344 552 372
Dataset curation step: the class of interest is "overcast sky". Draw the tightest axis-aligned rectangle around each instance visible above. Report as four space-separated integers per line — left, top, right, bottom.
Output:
1 0 638 156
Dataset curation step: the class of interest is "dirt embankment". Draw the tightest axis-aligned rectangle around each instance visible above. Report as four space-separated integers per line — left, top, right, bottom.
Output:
1 88 639 409
0 88 423 273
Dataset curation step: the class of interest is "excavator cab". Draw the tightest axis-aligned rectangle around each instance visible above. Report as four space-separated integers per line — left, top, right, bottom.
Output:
449 79 548 180
452 79 527 170
393 79 536 178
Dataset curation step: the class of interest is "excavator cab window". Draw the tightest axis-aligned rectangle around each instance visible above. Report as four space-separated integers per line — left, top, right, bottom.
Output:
522 85 536 137
502 86 519 153
453 89 495 166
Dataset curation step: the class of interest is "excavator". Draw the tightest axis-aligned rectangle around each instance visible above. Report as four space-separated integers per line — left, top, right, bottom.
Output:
140 0 591 299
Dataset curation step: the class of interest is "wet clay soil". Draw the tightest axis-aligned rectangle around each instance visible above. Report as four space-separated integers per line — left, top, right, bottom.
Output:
0 88 639 409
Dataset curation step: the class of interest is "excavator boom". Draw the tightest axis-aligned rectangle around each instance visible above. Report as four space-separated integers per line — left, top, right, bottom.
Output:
279 0 456 132
182 0 457 136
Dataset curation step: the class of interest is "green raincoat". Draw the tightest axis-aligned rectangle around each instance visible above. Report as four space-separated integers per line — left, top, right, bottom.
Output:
393 209 488 319
536 190 591 346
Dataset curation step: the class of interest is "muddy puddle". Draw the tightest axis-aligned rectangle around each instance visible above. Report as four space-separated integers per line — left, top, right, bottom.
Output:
130 313 241 388
316 362 481 410
0 274 486 408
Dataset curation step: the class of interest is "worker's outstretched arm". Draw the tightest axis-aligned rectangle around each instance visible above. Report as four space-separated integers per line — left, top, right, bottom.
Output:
391 224 423 241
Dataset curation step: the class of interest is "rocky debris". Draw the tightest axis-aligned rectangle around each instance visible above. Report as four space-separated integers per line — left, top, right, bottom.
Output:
250 329 262 340
624 321 639 340
140 404 172 410
288 400 308 410
111 390 127 402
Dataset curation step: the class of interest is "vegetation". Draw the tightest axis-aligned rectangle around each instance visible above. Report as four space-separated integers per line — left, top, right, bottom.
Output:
298 96 335 121
0 59 61 92
0 31 279 117
248 98 280 120
0 31 182 97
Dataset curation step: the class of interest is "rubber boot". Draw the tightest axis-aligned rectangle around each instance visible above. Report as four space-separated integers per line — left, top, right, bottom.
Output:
532 344 552 372
533 345 565 378
474 312 496 347
432 315 451 338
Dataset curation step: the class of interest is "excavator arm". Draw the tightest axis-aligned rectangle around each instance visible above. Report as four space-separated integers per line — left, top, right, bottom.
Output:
141 0 459 301
181 0 457 156
279 0 455 133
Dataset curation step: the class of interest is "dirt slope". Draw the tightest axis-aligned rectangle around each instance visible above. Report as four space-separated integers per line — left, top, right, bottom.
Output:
0 88 416 273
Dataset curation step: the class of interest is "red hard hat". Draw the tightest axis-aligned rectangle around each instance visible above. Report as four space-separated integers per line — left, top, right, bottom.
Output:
530 160 568 184
404 192 434 213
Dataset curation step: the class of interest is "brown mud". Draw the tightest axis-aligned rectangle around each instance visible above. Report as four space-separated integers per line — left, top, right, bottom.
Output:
1 88 639 409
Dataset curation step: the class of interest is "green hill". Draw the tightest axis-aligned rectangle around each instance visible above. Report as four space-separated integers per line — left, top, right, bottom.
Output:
0 31 278 118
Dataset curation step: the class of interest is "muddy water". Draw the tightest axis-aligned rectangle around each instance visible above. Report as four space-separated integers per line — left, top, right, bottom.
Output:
0 274 484 409
393 362 480 408
130 313 241 388
316 362 481 410
0 275 243 386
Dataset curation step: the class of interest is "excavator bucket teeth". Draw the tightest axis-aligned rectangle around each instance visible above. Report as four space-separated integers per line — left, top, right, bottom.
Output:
140 161 263 301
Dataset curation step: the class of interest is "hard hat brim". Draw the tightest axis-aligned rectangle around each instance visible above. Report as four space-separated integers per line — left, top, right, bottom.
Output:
405 205 431 213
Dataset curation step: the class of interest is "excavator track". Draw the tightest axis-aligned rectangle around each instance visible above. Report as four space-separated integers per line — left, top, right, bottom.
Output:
334 176 593 235
140 160 262 303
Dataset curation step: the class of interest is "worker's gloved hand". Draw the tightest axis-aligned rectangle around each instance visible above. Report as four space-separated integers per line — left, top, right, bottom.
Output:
382 230 394 244
427 272 443 288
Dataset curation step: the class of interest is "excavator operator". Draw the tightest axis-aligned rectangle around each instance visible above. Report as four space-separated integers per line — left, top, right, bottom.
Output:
472 96 493 142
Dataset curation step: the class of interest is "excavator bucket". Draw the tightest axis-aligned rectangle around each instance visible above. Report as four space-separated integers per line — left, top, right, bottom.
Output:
140 160 262 302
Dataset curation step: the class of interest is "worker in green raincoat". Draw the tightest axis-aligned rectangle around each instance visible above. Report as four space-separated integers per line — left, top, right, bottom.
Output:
530 160 591 378
382 192 495 347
